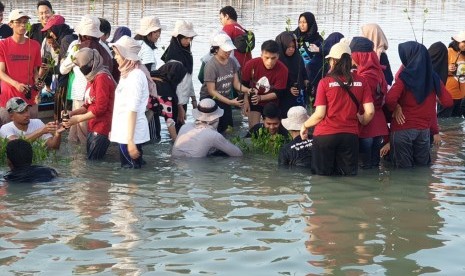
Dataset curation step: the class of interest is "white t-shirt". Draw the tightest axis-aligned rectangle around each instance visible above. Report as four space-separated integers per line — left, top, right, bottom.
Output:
138 40 157 72
60 40 87 101
0 119 52 140
110 68 150 144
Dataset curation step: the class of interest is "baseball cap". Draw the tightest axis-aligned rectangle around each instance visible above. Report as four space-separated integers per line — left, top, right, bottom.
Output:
6 97 30 113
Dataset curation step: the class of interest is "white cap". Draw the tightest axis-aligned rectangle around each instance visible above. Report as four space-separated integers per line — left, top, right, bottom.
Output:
326 41 351 59
8 9 30 22
211 31 236 52
452 31 465 42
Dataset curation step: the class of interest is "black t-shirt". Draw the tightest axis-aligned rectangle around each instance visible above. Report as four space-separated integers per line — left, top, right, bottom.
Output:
278 136 313 168
3 165 58 183
0 24 13 39
27 23 46 44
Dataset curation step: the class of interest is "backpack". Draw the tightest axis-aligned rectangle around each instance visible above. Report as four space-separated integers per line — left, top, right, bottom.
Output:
233 29 255 53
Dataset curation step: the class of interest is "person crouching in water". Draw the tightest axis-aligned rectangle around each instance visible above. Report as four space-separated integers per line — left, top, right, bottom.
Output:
109 36 156 168
4 139 58 183
172 98 242 158
62 48 116 160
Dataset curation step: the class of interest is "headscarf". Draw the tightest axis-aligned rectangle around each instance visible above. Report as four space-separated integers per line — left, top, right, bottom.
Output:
79 36 113 72
151 60 187 99
114 47 157 97
73 48 113 83
322 32 344 57
161 36 194 74
361 23 389 59
111 26 131 43
351 50 387 104
428 41 448 84
294 12 322 44
398 41 441 104
275 31 301 84
50 24 74 43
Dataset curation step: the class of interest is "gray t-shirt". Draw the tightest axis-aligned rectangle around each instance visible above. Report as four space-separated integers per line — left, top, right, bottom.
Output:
199 56 239 99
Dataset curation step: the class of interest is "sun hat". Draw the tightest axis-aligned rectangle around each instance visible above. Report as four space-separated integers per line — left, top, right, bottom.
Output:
75 15 104 38
192 98 224 122
452 31 465 42
6 97 30 113
281 106 309 131
211 31 236 51
172 20 197 38
41 14 65 32
136 16 165 36
326 41 351 59
349 36 374 53
108 35 141 61
8 9 30 22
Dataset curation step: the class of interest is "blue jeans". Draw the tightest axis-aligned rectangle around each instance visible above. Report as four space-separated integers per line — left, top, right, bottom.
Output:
359 136 383 169
390 129 430 168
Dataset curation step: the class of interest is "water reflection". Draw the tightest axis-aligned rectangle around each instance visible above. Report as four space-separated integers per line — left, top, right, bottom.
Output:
305 170 444 275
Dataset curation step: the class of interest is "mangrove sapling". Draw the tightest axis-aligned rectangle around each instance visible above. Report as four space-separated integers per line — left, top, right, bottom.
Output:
403 7 429 44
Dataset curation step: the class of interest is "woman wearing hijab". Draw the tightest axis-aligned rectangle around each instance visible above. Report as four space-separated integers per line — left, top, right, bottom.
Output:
161 20 198 126
293 12 323 97
151 60 188 140
385 41 453 168
428 42 450 119
110 26 131 44
109 35 156 168
275 31 309 118
350 37 389 169
300 42 374 176
361 23 394 86
442 31 465 117
63 48 116 160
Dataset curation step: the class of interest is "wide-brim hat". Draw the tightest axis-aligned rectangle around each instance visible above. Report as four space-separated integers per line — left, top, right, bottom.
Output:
326 41 351 59
136 16 166 36
172 20 197 37
41 14 65 32
8 9 30 22
192 98 224 122
211 31 236 52
6 97 30 113
452 31 465 42
281 106 309 131
109 35 141 61
75 15 104 38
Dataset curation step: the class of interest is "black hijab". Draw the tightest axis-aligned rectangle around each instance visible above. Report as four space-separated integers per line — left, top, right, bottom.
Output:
322 32 344 56
398 41 442 104
161 36 193 74
152 60 187 98
293 12 322 44
428 41 448 84
50 24 74 44
276 31 302 83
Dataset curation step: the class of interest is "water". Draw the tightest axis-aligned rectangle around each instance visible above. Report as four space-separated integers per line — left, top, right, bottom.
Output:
1 0 465 275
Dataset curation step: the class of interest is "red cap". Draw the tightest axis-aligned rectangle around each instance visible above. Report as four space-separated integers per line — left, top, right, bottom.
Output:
41 15 65 32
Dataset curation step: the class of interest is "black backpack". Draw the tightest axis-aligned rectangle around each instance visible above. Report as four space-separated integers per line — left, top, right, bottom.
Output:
233 29 255 53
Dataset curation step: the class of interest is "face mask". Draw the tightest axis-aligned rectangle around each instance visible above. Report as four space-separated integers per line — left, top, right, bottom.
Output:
80 63 93 76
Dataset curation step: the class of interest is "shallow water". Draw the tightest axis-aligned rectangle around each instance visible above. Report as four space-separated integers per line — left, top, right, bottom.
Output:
1 0 465 275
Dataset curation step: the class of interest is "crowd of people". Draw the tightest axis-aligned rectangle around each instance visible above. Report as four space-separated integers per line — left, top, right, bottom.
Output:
0 1 462 182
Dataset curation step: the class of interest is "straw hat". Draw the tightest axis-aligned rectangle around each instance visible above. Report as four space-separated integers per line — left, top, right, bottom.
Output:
41 14 65 32
172 20 197 37
109 35 141 61
8 9 30 22
192 98 224 122
281 106 309 131
452 31 465 42
75 15 104 38
211 31 236 51
136 16 165 36
326 41 351 59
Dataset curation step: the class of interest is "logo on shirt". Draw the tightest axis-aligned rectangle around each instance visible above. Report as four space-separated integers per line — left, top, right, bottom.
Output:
328 81 362 88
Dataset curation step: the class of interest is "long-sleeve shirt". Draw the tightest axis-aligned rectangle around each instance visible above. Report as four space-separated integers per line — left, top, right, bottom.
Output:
172 122 243 158
385 78 453 132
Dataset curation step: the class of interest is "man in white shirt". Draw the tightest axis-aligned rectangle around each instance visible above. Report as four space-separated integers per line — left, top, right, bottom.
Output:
172 98 243 158
0 97 64 149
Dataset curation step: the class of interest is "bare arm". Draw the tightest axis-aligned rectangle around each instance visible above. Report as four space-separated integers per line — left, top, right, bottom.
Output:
300 105 326 139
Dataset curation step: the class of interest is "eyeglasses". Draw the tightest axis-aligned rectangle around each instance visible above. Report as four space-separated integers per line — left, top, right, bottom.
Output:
12 20 29 25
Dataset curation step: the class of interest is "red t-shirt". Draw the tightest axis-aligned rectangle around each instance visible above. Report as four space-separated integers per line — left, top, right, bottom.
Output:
241 57 288 107
0 37 41 107
385 78 453 132
82 73 116 136
314 73 373 136
222 23 252 68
